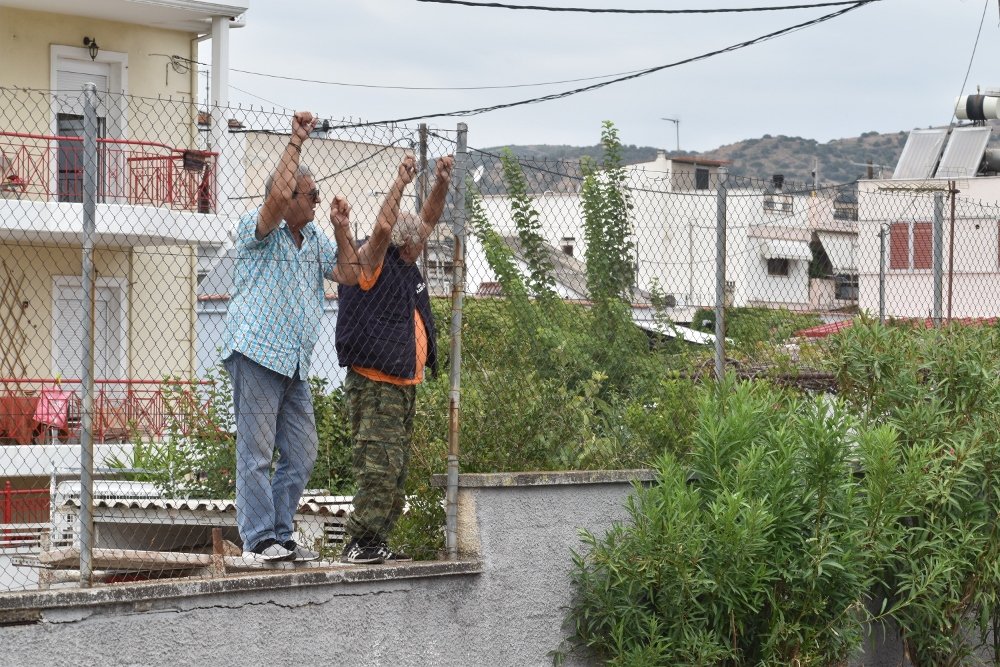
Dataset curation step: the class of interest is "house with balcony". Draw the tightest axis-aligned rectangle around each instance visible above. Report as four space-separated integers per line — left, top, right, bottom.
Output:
0 0 248 553
466 151 858 326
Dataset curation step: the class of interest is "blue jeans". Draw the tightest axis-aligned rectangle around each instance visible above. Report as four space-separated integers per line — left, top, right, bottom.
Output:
223 352 318 550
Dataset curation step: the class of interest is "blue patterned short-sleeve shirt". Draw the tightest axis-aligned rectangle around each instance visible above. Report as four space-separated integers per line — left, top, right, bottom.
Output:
221 210 338 379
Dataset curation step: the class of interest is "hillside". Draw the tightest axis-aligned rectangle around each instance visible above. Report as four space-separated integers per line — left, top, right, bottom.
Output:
473 130 915 194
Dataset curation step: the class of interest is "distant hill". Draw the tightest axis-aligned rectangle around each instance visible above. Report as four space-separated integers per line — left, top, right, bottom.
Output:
473 130 916 194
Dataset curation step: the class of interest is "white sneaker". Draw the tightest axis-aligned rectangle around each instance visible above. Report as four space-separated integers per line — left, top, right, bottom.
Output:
241 538 293 563
282 540 320 562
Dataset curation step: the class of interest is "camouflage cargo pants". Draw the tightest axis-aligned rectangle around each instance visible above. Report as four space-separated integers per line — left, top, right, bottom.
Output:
343 369 416 542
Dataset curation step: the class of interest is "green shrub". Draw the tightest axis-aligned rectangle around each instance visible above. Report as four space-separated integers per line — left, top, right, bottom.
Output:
565 380 890 665
828 319 1000 665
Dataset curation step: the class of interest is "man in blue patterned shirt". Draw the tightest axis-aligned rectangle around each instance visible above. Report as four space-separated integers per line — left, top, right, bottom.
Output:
221 111 371 564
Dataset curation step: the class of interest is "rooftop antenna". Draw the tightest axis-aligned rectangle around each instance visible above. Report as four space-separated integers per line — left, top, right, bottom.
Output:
661 117 680 152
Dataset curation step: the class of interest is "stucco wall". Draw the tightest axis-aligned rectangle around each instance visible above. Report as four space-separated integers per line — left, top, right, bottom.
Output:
0 470 647 666
0 469 946 665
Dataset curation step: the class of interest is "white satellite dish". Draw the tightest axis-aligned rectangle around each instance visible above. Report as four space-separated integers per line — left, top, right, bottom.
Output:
472 165 485 184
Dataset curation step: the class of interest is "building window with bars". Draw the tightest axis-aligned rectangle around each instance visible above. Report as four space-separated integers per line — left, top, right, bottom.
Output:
767 258 790 276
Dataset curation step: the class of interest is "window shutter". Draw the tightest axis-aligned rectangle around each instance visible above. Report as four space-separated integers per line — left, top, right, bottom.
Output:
913 222 932 270
889 222 909 270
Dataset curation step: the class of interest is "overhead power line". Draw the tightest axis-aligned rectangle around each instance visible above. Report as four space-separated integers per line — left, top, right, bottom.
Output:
417 0 865 14
330 0 879 129
163 54 647 91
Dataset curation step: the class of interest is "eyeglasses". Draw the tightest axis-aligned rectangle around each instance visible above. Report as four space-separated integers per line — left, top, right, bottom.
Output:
292 187 320 202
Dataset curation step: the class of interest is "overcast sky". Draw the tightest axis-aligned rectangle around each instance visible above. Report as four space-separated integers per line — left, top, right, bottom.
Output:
203 0 1000 153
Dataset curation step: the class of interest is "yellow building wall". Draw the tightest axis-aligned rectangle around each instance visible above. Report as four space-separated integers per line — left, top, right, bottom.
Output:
0 6 200 147
0 242 195 381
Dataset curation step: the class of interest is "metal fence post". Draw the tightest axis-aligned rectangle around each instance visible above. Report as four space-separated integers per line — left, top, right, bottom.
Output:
445 123 469 561
879 225 887 324
714 167 729 382
933 191 944 326
80 83 98 587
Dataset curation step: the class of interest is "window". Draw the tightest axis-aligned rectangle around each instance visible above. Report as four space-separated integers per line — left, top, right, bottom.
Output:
695 168 710 191
560 236 575 256
767 258 790 276
835 274 859 300
889 221 932 270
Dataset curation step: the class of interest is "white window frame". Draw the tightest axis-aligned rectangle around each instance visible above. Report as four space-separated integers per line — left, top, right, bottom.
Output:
51 276 129 380
49 46 129 200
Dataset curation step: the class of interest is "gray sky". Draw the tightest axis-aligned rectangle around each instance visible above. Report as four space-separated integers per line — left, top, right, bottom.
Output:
205 0 1000 153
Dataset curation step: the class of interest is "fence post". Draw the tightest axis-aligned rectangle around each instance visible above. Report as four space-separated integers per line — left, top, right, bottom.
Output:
445 123 469 561
79 82 99 587
3 480 11 525
933 191 944 326
417 123 430 282
879 225 887 324
947 181 957 323
714 167 729 382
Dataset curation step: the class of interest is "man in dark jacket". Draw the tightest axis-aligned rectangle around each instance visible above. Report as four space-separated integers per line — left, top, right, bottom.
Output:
336 153 454 564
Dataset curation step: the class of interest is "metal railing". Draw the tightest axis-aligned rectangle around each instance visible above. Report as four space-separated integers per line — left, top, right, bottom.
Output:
0 378 214 444
0 131 216 211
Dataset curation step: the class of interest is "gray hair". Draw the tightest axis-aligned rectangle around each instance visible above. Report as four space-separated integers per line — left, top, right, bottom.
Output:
263 163 314 199
391 212 423 248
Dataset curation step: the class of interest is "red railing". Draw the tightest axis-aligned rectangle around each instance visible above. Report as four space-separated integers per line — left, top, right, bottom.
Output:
0 378 215 445
0 131 216 212
0 481 49 549
1 482 49 525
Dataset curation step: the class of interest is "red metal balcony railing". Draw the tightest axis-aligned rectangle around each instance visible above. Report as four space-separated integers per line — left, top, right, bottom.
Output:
0 481 49 549
0 378 216 445
0 131 216 212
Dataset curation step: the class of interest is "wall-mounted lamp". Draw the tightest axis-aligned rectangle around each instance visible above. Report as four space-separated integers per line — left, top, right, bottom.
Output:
83 37 99 61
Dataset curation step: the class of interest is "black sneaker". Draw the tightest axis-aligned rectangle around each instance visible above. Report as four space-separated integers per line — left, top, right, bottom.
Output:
341 537 384 564
282 540 320 562
377 542 412 562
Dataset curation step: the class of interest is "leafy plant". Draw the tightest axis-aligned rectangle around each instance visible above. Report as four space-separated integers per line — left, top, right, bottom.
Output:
565 380 889 666
828 319 1000 665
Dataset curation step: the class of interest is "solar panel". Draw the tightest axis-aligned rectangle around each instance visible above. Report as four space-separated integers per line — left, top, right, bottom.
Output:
892 128 948 180
935 126 991 178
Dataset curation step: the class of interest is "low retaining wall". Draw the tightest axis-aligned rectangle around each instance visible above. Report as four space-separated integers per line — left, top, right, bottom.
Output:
0 470 650 666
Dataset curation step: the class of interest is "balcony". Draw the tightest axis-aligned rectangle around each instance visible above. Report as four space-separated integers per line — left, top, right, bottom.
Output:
0 378 220 479
0 378 215 446
0 131 216 211
0 132 229 248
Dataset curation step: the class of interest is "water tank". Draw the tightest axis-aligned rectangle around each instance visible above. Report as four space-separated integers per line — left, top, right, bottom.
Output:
955 95 1000 121
981 148 1000 173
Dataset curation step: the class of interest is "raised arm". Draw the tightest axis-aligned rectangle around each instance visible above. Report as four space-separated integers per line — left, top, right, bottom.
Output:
256 111 316 238
328 195 360 286
416 155 454 242
353 155 417 279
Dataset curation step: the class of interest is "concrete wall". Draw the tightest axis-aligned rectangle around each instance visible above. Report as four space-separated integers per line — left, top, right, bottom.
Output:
0 469 956 666
0 470 647 666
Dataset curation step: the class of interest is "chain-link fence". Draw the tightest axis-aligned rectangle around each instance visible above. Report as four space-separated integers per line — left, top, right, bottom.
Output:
2 84 999 593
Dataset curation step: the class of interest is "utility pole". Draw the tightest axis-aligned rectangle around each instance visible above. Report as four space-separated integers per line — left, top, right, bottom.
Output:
661 117 680 152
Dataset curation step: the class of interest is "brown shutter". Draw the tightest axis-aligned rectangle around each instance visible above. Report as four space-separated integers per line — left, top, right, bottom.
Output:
913 222 932 270
889 222 910 270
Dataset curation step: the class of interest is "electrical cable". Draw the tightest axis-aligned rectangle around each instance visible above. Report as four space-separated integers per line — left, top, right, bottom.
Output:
162 54 650 92
416 0 866 14
948 0 990 126
326 1 878 129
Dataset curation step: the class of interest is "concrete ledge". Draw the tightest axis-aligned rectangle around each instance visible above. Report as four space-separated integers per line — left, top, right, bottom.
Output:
0 559 482 617
431 469 656 488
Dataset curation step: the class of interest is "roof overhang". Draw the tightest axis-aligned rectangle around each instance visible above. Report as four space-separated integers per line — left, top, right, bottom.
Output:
0 0 248 33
